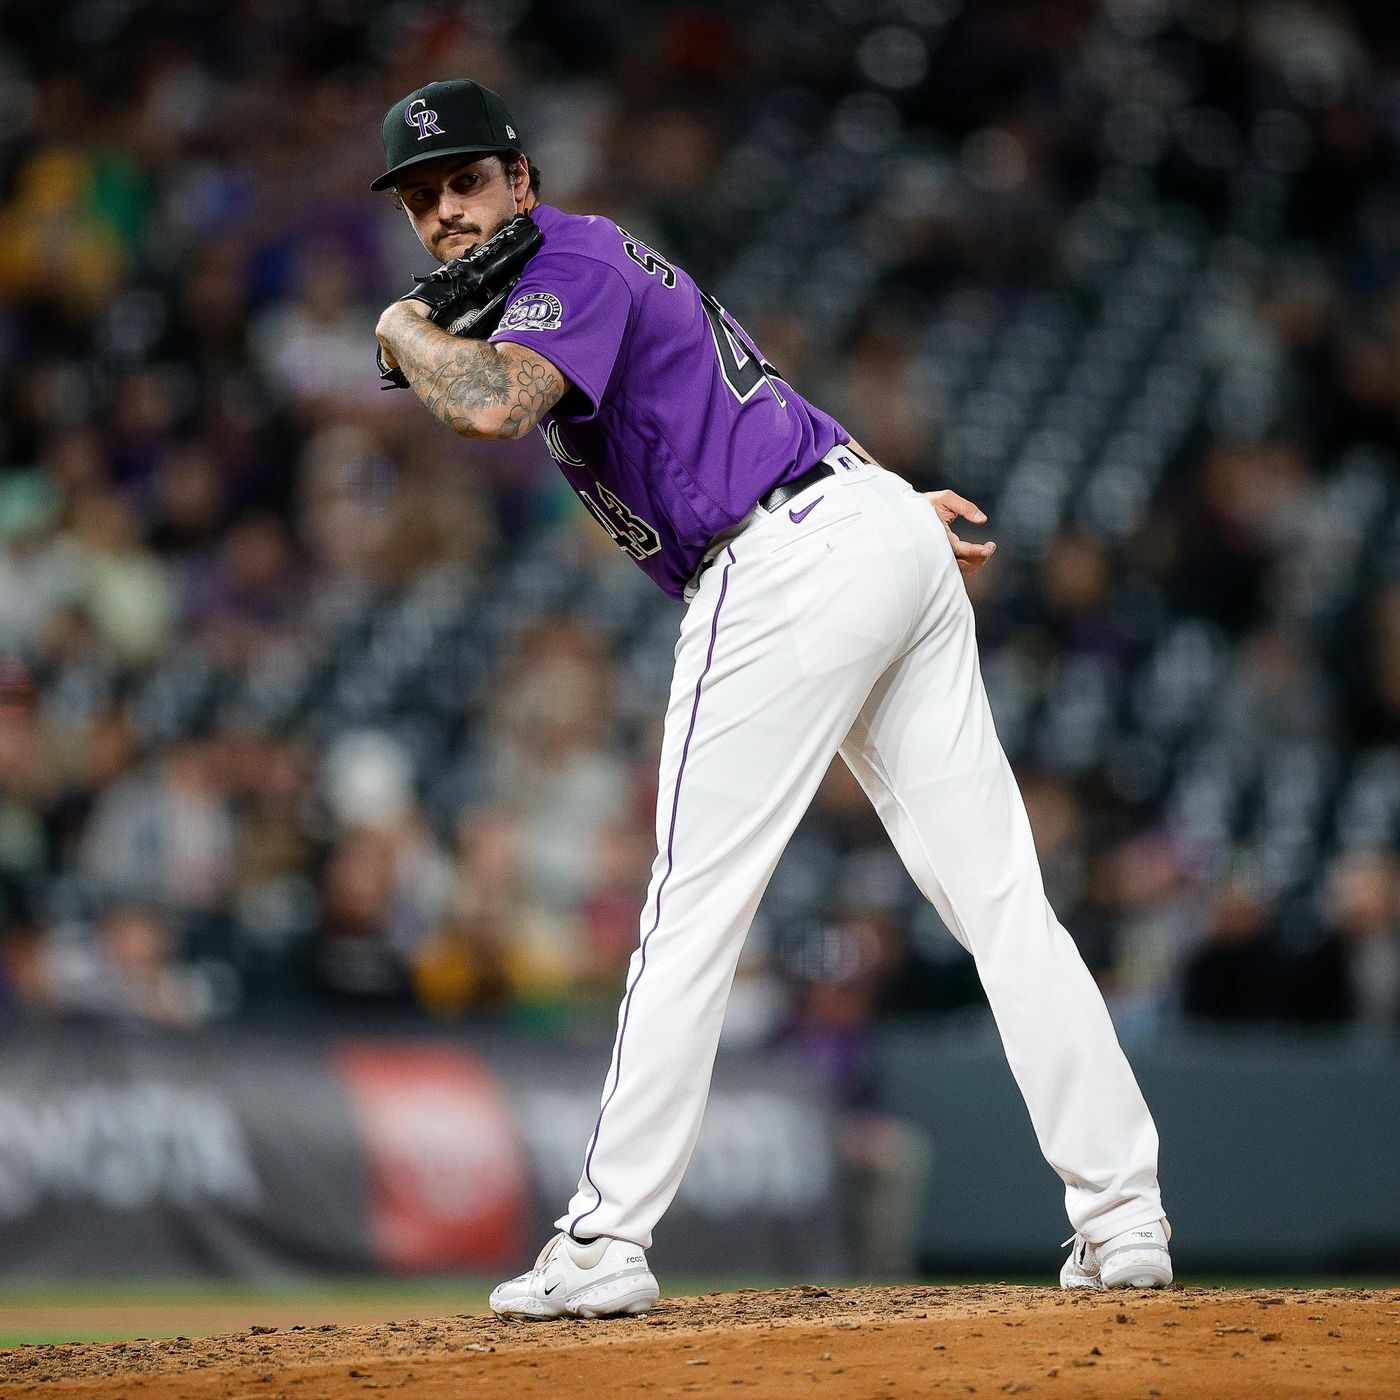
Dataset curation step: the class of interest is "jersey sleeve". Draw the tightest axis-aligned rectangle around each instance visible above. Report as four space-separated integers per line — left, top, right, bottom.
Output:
489 253 632 417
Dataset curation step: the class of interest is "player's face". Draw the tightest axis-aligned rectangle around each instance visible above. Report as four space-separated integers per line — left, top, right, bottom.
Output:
395 154 530 262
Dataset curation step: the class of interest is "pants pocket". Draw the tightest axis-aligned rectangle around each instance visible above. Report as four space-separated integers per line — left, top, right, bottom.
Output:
766 513 903 677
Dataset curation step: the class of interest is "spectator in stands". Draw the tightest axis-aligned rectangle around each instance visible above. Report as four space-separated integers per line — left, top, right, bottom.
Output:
1345 583 1400 746
0 657 53 890
182 512 305 665
1219 627 1336 751
309 730 452 1004
1166 442 1311 637
309 828 416 1004
0 885 49 1016
1098 831 1202 1032
0 0 1397 1043
46 902 214 1027
487 623 628 919
577 813 656 997
412 807 555 1017
1033 528 1126 664
66 488 175 665
1183 865 1288 1024
251 242 387 413
295 423 401 585
1288 849 1400 1031
80 733 236 914
146 439 229 557
0 470 71 656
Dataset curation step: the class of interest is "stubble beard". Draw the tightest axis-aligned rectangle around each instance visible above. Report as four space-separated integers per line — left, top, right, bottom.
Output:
433 200 516 264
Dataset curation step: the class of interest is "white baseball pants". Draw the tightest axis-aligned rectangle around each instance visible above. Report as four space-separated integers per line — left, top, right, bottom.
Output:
559 449 1164 1250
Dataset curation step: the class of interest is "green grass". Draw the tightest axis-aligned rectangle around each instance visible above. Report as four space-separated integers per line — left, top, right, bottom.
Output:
0 1278 492 1347
0 1277 489 1305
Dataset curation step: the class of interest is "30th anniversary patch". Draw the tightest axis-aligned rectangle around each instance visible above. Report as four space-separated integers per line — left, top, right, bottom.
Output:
499 291 563 332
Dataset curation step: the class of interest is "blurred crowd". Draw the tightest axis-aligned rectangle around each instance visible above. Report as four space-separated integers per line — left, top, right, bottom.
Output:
0 0 1398 1068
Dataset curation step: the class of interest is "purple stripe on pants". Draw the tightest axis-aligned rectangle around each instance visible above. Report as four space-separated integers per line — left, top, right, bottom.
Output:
570 544 738 1240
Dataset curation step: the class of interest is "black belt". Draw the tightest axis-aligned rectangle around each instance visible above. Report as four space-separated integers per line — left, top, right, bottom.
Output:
757 462 835 513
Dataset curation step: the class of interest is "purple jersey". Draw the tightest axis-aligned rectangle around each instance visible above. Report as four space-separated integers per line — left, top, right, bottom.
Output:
489 204 849 599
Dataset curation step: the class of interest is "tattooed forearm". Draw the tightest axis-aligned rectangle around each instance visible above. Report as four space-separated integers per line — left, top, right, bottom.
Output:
385 313 511 435
498 359 564 440
377 307 568 440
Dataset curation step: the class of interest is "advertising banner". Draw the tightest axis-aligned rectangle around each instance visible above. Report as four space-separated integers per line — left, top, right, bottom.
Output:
0 1030 370 1279
0 1028 844 1280
333 1040 529 1272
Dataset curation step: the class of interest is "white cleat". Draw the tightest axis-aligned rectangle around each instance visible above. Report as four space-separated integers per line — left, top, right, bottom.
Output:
1060 1218 1173 1290
489 1232 660 1319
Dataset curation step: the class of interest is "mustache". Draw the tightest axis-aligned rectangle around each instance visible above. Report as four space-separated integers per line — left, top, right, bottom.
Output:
435 225 480 246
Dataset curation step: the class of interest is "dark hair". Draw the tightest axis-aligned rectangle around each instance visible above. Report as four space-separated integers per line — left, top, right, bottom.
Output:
503 149 541 197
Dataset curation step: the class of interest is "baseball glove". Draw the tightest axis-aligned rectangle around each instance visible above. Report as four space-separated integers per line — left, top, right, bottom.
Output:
378 212 544 389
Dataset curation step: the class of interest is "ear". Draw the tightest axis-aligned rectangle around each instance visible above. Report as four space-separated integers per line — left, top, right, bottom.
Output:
512 157 532 210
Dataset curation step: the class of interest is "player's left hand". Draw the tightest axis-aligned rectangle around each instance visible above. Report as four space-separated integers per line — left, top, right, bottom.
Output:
401 212 543 335
926 490 997 578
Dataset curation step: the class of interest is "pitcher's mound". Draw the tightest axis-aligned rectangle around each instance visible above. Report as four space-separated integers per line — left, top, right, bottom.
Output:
3 1283 1396 1398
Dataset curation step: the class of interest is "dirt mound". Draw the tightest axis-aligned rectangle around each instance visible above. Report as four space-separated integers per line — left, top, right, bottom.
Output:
2 1284 1396 1398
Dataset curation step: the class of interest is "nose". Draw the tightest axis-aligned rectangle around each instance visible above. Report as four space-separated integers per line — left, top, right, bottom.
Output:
437 186 471 223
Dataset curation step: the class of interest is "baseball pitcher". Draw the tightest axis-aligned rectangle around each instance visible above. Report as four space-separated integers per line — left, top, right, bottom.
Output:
371 79 1172 1316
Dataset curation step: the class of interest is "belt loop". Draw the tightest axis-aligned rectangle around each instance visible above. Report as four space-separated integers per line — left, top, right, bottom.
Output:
824 443 868 474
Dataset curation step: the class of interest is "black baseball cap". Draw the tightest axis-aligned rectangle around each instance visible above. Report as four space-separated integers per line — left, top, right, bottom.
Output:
371 80 522 192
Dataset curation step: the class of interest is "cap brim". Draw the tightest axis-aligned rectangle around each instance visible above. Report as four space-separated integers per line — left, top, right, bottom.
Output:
369 144 514 191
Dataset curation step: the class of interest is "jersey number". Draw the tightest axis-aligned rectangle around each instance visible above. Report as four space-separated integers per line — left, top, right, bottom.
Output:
579 483 662 562
619 226 787 408
621 237 677 288
699 292 787 407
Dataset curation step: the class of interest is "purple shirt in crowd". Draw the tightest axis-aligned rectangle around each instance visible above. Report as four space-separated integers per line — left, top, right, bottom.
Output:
489 204 849 599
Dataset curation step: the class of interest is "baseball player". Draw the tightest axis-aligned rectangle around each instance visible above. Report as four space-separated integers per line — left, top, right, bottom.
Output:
371 80 1172 1316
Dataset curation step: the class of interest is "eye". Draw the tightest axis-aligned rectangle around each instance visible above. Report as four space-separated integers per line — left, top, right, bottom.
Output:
451 174 481 193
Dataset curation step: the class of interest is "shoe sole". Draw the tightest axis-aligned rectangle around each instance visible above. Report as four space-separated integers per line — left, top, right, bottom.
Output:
1101 1265 1172 1288
1100 1248 1173 1289
491 1271 660 1321
1061 1253 1173 1291
1060 1272 1172 1291
572 1279 660 1318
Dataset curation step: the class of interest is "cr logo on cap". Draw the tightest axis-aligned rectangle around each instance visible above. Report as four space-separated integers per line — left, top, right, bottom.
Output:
405 98 444 141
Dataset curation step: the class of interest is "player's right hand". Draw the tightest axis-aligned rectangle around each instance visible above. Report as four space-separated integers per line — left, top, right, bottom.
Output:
926 490 997 578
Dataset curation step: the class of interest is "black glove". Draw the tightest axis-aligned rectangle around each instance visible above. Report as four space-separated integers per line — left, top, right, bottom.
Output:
379 213 544 390
377 344 410 390
407 212 543 331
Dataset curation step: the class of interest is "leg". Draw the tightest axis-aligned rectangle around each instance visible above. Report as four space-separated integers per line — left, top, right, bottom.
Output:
839 512 1164 1244
562 497 915 1248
